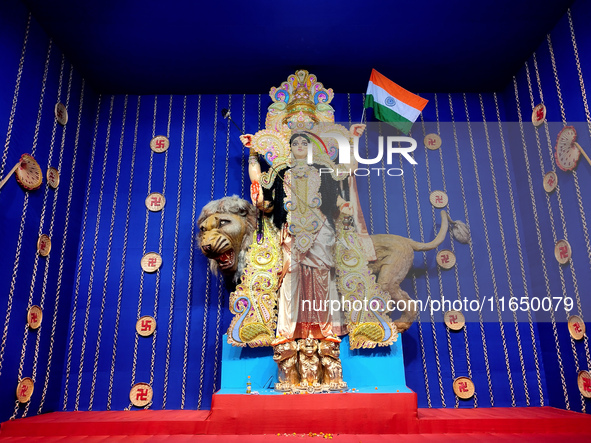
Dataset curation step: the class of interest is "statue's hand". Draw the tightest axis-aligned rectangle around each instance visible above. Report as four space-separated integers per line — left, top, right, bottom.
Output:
339 201 354 217
250 181 262 205
350 124 366 138
240 134 253 148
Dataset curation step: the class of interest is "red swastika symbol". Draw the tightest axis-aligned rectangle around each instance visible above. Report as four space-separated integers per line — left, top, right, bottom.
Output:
147 258 157 267
560 246 569 259
155 139 165 149
136 388 148 401
458 382 468 393
57 108 64 118
428 138 436 146
150 197 161 206
141 319 153 332
40 241 46 250
19 385 28 397
49 172 54 179
584 377 591 392
441 254 449 264
574 323 582 333
30 313 38 324
547 177 555 186
435 196 443 203
449 315 457 324
536 108 544 121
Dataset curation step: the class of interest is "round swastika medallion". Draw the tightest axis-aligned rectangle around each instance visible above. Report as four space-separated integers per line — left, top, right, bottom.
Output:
568 315 586 341
130 382 153 407
453 376 474 400
424 133 442 151
136 315 156 337
532 103 546 127
145 192 166 212
46 166 60 189
141 252 162 273
429 190 448 208
27 305 43 330
37 234 51 257
554 239 571 265
578 370 591 399
16 377 34 403
55 102 68 126
444 310 465 331
543 171 558 193
150 135 169 153
436 249 456 269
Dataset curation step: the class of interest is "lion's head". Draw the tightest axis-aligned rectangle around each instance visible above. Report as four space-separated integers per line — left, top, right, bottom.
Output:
197 196 256 285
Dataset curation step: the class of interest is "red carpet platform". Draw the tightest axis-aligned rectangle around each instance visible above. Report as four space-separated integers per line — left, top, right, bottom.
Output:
1 393 591 441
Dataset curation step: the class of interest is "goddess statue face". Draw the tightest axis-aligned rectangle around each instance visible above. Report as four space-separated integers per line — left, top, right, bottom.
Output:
290 135 309 160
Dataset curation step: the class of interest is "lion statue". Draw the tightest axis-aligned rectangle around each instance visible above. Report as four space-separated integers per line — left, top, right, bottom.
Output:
197 196 469 333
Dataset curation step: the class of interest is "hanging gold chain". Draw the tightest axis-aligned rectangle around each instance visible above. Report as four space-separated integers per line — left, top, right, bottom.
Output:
449 94 495 405
362 94 375 235
212 95 232 392
479 93 529 406
63 94 103 410
88 95 128 410
198 95 219 409
420 96 473 409
106 95 140 410
181 95 202 409
127 96 158 407
38 78 86 414
463 93 516 406
0 13 31 179
516 67 570 409
162 96 186 409
74 95 115 411
24 62 73 419
412 110 449 408
9 41 56 420
567 8 591 140
492 92 544 405
146 95 173 408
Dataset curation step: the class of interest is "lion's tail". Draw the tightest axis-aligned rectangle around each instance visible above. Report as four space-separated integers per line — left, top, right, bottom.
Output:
408 210 470 251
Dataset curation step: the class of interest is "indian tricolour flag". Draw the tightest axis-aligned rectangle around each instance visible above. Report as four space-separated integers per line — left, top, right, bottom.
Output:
364 69 428 134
